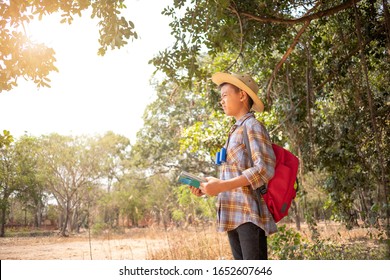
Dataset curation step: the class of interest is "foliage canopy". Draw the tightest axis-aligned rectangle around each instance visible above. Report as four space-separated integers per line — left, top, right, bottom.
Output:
0 0 137 92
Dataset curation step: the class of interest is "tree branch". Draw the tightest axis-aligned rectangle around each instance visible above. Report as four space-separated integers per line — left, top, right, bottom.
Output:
265 1 322 104
266 19 312 104
270 97 305 135
239 0 362 25
383 0 390 55
225 2 244 72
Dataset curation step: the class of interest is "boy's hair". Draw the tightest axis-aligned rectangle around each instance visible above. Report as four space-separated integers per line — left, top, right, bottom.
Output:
219 82 254 110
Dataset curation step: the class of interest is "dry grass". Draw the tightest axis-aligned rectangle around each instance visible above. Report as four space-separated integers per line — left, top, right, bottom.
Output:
0 222 387 260
147 224 232 260
147 221 388 260
292 221 383 242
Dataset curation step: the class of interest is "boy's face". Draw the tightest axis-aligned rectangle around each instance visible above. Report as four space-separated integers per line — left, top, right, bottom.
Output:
220 83 245 118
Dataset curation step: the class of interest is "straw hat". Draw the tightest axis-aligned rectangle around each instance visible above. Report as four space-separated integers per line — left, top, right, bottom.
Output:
211 72 264 112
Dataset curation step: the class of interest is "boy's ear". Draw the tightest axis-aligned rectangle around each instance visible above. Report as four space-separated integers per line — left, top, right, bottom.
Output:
240 90 248 101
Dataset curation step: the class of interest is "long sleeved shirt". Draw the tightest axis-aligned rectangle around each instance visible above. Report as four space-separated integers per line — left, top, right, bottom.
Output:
217 112 277 235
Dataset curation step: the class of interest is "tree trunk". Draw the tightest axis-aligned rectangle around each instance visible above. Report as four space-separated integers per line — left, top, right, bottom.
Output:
60 203 69 237
285 63 301 231
34 200 42 228
0 191 10 237
305 41 314 163
72 206 78 233
291 200 301 231
353 0 389 237
0 204 6 237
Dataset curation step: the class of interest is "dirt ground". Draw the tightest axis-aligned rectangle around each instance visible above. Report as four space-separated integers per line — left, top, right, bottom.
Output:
0 229 170 260
0 222 385 260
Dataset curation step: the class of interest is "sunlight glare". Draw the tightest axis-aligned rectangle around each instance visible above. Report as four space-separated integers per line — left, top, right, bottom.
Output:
25 14 64 46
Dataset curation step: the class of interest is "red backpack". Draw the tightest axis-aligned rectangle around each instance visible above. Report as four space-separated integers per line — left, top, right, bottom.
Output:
243 126 299 223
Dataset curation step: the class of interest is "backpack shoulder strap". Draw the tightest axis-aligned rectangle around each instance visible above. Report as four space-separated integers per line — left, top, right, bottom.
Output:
242 124 267 195
242 124 254 167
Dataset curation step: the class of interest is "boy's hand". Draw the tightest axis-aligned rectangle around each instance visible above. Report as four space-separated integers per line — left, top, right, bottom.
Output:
189 186 205 197
200 177 223 196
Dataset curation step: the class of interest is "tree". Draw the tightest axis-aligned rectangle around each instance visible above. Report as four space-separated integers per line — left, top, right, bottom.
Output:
89 132 131 227
91 131 131 193
0 0 137 92
0 130 15 236
13 135 47 228
0 133 47 235
38 134 100 236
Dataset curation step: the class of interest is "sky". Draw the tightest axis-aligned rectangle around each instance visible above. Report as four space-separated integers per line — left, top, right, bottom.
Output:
0 0 173 144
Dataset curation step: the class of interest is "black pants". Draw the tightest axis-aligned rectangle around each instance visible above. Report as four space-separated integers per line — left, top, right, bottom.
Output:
227 222 268 260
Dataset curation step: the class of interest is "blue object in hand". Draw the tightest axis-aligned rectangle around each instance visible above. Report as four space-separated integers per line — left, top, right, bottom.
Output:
178 171 205 188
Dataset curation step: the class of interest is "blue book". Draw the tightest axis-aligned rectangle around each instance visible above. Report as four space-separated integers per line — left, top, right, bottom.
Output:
178 171 206 188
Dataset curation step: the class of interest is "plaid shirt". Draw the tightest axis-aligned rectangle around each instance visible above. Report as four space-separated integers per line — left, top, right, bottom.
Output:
217 113 277 235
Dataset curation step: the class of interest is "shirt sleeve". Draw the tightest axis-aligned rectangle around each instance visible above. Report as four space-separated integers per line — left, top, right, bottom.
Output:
242 120 276 190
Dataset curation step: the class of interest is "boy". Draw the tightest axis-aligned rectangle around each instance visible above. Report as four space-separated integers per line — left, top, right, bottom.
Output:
191 72 276 260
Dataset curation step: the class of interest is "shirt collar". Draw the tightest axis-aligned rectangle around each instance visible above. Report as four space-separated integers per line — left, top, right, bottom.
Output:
235 112 254 126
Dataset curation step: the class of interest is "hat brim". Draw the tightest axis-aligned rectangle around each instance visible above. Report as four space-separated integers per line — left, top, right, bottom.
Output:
212 72 264 112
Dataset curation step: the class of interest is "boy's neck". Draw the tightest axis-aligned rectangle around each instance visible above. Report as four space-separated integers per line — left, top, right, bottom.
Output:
233 110 251 121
